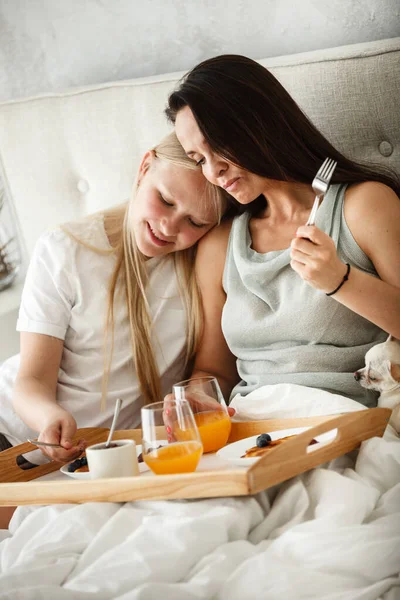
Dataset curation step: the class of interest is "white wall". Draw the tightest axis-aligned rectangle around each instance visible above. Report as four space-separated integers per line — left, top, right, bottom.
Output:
0 0 399 102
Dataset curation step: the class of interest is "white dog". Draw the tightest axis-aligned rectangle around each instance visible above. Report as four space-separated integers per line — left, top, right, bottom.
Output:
354 336 400 433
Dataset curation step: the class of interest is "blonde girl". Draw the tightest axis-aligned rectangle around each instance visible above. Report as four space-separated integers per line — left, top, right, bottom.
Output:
8 132 230 465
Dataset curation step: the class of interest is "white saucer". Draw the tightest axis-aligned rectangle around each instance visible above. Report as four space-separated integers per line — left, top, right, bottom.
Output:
60 444 149 478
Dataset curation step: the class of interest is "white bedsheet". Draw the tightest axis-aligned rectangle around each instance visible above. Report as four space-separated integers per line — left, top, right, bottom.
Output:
1 385 399 600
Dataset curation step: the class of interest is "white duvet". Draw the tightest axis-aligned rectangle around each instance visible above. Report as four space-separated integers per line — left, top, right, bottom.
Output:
0 385 399 600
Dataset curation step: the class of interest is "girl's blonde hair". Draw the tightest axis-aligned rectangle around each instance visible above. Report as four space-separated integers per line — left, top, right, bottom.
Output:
63 132 228 410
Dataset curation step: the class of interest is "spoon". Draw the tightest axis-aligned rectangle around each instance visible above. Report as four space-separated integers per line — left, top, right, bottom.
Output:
27 439 63 448
105 397 123 448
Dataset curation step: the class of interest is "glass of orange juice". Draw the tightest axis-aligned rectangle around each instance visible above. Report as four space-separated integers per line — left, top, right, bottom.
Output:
141 399 203 475
172 376 232 454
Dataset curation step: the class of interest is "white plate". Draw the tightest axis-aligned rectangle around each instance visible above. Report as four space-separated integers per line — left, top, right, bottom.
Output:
216 427 337 466
60 444 148 479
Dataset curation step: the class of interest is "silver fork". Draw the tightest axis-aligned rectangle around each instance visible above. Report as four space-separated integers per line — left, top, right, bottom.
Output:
306 157 337 226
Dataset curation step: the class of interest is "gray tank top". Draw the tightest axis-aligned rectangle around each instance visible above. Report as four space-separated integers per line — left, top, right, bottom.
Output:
222 184 387 407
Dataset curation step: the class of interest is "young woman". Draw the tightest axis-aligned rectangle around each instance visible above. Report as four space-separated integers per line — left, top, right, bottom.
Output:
166 55 400 407
4 132 232 468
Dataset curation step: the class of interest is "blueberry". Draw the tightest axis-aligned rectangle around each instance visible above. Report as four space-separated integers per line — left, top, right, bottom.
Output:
67 456 87 472
68 460 80 472
256 433 272 448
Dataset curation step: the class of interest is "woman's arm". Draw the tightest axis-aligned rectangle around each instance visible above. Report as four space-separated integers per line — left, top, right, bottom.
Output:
292 182 400 337
13 332 85 462
191 220 240 400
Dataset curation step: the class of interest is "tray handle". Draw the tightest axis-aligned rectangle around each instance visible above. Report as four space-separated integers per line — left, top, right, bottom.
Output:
247 407 391 495
0 428 141 484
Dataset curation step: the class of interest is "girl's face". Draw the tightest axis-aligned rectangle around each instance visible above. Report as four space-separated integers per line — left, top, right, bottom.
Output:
175 106 268 205
133 152 220 258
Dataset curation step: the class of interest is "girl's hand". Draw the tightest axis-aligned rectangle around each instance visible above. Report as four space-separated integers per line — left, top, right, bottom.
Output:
37 412 86 463
290 225 348 293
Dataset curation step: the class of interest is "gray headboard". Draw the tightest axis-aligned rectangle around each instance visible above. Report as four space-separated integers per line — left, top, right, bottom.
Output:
0 37 399 259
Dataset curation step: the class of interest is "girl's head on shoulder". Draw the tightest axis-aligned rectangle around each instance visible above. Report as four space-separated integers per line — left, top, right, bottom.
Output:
130 131 233 258
166 54 400 206
101 132 235 408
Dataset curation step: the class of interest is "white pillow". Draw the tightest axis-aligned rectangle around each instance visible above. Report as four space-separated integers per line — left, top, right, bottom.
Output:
230 383 365 421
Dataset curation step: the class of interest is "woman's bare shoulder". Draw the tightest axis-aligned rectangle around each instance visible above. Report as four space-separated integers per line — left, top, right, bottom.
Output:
344 181 400 256
196 219 233 280
198 218 233 255
345 181 399 214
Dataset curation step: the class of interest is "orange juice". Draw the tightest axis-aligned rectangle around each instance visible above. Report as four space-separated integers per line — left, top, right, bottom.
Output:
194 411 231 453
143 441 203 475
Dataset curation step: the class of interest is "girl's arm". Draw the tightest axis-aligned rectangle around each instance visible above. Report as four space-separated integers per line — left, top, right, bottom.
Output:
13 332 86 462
191 220 240 400
292 182 400 338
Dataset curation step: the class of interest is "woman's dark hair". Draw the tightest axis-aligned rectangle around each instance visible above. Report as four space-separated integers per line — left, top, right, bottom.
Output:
166 55 400 212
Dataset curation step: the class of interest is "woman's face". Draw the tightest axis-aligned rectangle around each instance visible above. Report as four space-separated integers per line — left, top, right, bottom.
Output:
175 106 268 205
133 153 220 258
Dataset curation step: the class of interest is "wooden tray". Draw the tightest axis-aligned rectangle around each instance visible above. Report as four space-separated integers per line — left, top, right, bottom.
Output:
0 408 390 506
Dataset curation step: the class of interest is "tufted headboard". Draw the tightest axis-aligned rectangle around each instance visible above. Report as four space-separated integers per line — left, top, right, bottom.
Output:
0 37 399 261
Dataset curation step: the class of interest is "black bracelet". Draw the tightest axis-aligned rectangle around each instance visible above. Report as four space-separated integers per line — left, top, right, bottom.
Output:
326 263 351 297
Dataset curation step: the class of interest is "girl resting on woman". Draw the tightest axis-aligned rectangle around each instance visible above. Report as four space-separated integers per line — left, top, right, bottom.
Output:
166 55 400 407
1 132 231 470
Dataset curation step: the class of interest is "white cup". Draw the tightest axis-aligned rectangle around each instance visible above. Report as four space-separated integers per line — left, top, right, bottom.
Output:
86 439 139 479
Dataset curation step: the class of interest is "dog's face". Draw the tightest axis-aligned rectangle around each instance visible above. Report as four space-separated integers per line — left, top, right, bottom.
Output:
354 338 400 392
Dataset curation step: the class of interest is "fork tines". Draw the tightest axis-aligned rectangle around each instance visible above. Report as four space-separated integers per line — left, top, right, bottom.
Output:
317 157 337 184
306 157 338 226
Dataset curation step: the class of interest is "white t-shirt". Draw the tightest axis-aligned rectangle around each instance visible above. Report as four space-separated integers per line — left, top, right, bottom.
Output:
16 217 187 431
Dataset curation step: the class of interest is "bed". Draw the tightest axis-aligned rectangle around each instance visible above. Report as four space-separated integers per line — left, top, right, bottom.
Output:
0 392 399 599
0 37 399 599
